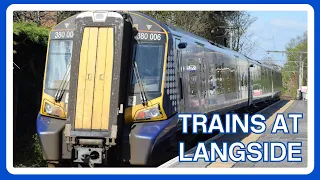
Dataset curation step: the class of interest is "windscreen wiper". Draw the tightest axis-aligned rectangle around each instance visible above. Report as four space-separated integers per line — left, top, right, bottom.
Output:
54 62 71 102
132 49 148 106
132 61 148 106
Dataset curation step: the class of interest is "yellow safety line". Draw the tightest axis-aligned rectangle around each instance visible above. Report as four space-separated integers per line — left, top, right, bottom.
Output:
207 100 294 168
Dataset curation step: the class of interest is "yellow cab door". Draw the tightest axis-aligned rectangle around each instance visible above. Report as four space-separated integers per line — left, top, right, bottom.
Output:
74 27 114 131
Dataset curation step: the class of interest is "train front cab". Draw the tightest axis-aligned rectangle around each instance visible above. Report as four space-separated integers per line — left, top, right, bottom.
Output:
122 12 181 166
37 11 133 166
36 11 181 167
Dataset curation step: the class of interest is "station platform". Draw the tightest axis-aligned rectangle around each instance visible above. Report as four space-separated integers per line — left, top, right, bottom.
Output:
159 100 308 168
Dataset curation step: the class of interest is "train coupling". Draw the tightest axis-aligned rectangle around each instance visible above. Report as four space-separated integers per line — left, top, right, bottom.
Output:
73 139 107 167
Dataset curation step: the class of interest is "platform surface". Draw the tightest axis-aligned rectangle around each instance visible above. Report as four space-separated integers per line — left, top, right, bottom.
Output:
233 100 308 168
159 100 308 168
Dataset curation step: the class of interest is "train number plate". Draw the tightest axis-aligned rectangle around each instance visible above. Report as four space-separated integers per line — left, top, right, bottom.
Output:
135 32 164 42
51 31 74 39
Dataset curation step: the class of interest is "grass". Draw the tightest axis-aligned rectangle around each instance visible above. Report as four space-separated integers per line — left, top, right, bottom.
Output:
14 134 46 167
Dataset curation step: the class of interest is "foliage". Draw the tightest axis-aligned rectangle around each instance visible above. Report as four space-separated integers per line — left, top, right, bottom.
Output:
13 11 81 28
13 22 49 54
14 11 256 55
13 22 49 167
141 11 256 54
141 11 217 40
282 31 307 97
225 11 257 56
56 11 82 24
14 134 46 167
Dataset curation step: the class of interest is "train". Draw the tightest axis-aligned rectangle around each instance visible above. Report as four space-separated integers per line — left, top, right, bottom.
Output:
36 11 282 167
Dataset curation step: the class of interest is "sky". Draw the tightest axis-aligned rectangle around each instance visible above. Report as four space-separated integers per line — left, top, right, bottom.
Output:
245 11 307 66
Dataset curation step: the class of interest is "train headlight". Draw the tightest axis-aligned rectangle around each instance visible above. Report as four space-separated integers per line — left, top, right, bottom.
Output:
44 101 65 118
136 104 162 120
45 103 53 114
93 12 107 22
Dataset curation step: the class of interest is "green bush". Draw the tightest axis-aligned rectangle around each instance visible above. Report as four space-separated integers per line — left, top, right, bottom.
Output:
281 31 307 98
14 22 49 167
14 134 46 167
13 22 49 46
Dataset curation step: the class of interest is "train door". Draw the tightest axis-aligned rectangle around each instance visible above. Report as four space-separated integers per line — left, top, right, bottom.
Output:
215 54 224 105
235 55 241 100
271 70 274 97
174 37 185 112
73 27 114 131
65 12 132 166
183 46 200 112
194 45 203 112
199 52 207 113
248 63 254 105
207 53 217 110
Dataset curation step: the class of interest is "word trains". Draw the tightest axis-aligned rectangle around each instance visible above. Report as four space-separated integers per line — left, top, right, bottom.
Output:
179 113 303 134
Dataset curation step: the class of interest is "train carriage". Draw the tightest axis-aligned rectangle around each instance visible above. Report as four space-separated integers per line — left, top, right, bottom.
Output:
36 11 282 167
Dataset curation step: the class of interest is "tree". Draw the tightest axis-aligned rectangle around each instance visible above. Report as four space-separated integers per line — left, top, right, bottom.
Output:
13 11 57 27
141 11 216 41
282 31 307 97
224 11 257 56
13 11 81 28
56 11 82 24
13 22 50 167
142 11 256 53
14 11 256 53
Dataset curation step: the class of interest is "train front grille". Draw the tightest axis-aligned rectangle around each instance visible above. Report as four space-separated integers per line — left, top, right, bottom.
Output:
74 27 114 130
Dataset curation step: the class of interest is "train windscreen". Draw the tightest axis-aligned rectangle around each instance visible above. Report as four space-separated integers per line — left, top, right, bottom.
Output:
45 39 73 90
130 42 165 93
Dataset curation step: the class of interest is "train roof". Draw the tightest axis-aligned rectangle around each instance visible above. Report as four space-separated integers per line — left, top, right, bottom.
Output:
164 20 281 72
246 56 282 72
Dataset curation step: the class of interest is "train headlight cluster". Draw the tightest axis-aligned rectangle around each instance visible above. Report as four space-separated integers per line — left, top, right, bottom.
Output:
45 103 53 114
44 101 65 118
93 12 107 22
136 104 162 120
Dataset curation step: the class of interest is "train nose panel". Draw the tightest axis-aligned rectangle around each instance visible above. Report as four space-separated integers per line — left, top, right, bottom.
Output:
66 11 132 141
75 27 114 131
